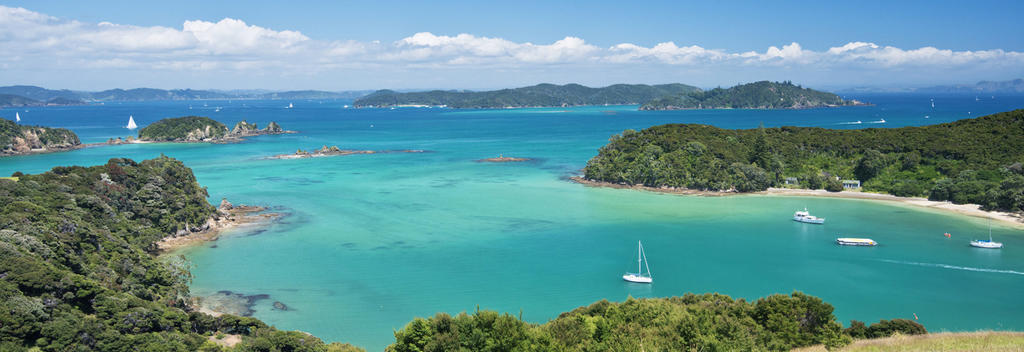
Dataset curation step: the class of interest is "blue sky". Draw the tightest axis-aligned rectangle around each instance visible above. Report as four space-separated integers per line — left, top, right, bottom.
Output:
2 0 1023 90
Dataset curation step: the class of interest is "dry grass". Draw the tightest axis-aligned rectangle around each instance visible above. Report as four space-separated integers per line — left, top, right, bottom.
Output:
793 331 1024 352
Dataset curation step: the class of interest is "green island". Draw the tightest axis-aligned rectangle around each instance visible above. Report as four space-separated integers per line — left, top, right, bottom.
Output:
640 81 864 110
138 116 292 143
1 157 931 351
1 118 81 156
583 109 1024 212
353 83 700 108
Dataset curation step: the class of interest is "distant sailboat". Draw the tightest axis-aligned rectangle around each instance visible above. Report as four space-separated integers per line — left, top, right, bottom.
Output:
126 115 138 130
286 103 294 109
931 99 935 108
15 112 20 122
622 241 653 283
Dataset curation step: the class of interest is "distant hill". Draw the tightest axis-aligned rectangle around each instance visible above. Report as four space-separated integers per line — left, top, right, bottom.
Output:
0 85 373 102
353 83 702 108
915 78 1024 94
0 93 86 108
640 81 863 110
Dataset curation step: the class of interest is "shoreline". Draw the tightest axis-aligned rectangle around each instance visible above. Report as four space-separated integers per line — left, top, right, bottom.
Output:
156 200 282 253
570 177 1024 228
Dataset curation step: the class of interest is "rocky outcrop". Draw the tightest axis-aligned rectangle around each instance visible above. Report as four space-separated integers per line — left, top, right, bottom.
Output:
227 120 293 139
1 118 81 156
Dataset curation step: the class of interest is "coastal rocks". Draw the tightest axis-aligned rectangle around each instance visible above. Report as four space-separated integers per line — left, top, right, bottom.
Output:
1 120 81 156
269 146 428 159
227 120 294 139
184 125 225 142
273 301 289 311
219 198 234 211
198 291 270 317
104 136 136 145
477 154 531 162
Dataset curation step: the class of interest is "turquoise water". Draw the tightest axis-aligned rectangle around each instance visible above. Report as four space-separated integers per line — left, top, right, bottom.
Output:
2 95 1023 350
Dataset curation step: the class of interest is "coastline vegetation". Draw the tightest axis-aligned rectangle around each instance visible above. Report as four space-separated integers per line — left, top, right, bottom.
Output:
388 292 925 352
583 109 1024 212
138 116 229 141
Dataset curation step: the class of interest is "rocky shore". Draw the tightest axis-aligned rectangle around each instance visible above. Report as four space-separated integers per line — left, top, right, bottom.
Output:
156 198 283 252
268 145 428 159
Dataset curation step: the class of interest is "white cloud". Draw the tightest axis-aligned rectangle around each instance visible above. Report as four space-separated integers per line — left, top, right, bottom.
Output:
0 5 1022 89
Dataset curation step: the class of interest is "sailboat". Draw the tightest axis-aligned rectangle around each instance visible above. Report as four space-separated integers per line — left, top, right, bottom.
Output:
931 99 935 108
622 241 653 283
970 220 1003 249
126 115 138 130
15 112 20 122
286 103 294 109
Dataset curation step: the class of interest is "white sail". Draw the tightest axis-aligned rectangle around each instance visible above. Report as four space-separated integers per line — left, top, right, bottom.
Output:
15 112 20 122
127 115 138 129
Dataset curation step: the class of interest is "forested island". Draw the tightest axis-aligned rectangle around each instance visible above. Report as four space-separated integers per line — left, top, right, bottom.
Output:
1 118 81 156
353 83 701 108
138 116 293 143
583 109 1024 212
640 81 865 110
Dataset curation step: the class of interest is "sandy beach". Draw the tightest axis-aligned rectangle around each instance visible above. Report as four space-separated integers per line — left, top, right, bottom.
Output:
570 177 1024 228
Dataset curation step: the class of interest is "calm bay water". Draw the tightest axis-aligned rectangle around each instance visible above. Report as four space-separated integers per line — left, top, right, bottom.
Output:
2 94 1023 350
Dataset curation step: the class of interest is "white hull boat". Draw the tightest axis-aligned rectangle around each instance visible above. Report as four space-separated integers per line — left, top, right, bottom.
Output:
970 221 1003 249
836 238 877 246
793 208 825 224
622 240 653 283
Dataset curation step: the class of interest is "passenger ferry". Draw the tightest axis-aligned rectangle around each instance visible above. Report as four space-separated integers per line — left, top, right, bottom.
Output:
836 238 877 246
793 208 825 224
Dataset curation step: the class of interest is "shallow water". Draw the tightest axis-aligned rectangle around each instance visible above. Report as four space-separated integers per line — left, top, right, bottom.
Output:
2 94 1023 350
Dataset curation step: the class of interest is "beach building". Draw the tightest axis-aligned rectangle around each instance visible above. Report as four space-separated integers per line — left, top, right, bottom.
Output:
842 180 861 189
784 177 799 185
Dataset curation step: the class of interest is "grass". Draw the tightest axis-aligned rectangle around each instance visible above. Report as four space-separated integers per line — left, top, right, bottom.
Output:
793 331 1024 352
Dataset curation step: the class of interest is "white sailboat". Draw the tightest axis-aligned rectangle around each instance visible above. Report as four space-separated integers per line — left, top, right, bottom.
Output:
970 220 1003 249
622 241 653 283
286 103 294 109
931 99 935 108
126 115 138 130
15 112 20 122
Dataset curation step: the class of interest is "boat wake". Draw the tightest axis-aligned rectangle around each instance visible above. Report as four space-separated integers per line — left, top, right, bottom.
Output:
877 259 1024 276
838 121 863 125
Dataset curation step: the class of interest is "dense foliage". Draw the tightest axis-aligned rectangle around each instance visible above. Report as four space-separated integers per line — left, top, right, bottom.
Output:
640 81 855 110
138 116 228 141
0 156 363 352
1 118 81 154
584 109 1024 211
388 292 866 351
843 319 927 339
354 83 701 108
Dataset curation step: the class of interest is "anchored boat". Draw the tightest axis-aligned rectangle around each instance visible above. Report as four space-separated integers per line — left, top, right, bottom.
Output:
836 238 877 246
622 240 653 283
793 208 825 224
970 221 1003 249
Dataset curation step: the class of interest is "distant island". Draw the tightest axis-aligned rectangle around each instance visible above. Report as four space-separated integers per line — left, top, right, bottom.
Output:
353 83 701 108
640 81 866 110
583 109 1024 213
0 85 373 102
138 116 293 143
0 118 81 155
269 145 427 159
477 155 531 162
0 93 85 108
